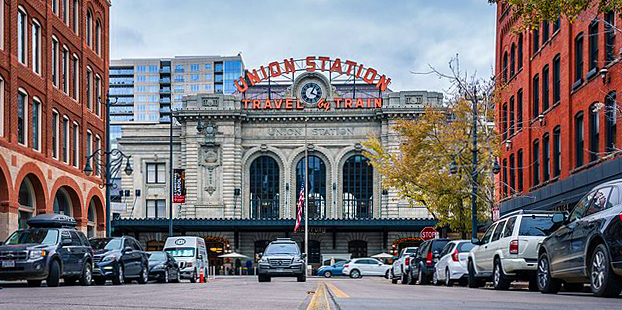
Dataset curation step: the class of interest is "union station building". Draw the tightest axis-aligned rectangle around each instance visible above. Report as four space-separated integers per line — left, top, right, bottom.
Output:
112 57 442 270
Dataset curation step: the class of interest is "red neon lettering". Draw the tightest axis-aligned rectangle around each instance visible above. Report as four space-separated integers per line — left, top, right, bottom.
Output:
306 56 316 72
376 75 391 92
269 61 281 77
260 66 268 80
264 99 273 110
356 64 364 79
355 98 364 108
334 98 343 109
330 58 343 74
242 99 250 109
274 99 283 109
285 99 294 109
363 68 377 84
318 56 330 71
374 98 382 108
283 58 295 74
252 100 261 109
235 77 248 92
344 98 353 108
345 60 357 75
247 70 262 86
297 99 304 109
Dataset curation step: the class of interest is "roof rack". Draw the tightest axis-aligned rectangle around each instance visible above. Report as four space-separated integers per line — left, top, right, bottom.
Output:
500 209 561 220
27 214 77 228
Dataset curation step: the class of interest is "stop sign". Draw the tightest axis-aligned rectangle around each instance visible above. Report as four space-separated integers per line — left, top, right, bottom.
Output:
421 227 439 240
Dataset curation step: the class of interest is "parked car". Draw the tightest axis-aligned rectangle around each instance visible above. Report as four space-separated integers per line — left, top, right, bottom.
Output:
537 180 622 297
317 260 348 278
257 238 306 282
467 211 561 290
432 240 474 286
164 236 209 283
148 251 181 283
343 258 391 279
408 239 450 285
391 247 418 284
90 236 149 285
0 214 93 287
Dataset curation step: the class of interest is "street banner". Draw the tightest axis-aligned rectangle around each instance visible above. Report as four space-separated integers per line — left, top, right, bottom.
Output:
173 169 186 203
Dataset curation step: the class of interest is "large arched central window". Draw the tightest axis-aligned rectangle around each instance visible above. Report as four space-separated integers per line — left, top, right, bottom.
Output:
249 156 280 218
342 155 374 218
53 188 72 216
18 178 36 229
296 155 327 219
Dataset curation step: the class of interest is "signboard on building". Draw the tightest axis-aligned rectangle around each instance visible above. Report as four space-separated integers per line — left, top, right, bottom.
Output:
492 207 500 222
173 169 186 203
420 227 439 240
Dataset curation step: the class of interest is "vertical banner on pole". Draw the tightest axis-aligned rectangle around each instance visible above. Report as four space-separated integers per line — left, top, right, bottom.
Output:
173 169 186 203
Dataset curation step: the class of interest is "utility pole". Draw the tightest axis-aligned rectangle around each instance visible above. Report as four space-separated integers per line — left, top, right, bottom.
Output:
169 114 174 237
470 88 479 243
304 115 309 275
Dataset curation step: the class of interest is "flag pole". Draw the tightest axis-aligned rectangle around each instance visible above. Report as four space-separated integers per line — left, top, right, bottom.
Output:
304 115 309 275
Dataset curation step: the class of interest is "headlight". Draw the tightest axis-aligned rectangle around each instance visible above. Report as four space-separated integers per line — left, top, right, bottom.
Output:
185 262 193 268
152 263 166 269
102 254 119 262
29 250 46 259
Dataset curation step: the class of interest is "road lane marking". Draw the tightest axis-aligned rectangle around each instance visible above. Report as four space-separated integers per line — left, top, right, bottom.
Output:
325 282 349 298
306 282 333 310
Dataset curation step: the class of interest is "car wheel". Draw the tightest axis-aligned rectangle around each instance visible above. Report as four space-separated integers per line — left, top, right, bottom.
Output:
401 271 408 285
563 282 585 292
537 252 560 294
112 265 125 285
27 280 42 287
137 264 149 284
190 269 197 283
297 274 307 282
258 275 266 282
467 260 481 289
385 270 390 279
407 270 416 285
46 260 61 287
164 268 170 283
589 244 622 297
391 270 398 284
94 278 106 285
493 258 511 290
432 270 440 286
79 262 92 286
324 271 332 278
445 269 453 287
417 266 428 285
349 269 361 279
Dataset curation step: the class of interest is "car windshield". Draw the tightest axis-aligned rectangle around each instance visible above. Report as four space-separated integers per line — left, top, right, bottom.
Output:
165 247 195 257
149 252 168 262
404 248 417 255
5 229 58 246
90 238 123 250
519 216 558 236
457 242 475 252
264 243 299 255
431 241 449 253
334 261 346 267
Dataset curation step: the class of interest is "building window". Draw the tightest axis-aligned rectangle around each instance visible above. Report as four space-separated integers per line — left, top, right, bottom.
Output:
589 21 599 72
589 103 599 162
605 92 617 152
95 20 101 55
94 136 101 175
52 111 59 159
533 140 540 186
543 133 550 182
502 103 508 140
249 156 280 219
146 163 166 184
502 52 508 83
62 47 69 93
575 33 584 84
52 38 59 87
32 98 41 151
532 74 539 118
53 0 59 14
72 55 79 100
533 29 540 54
296 155 327 219
517 149 524 192
553 55 561 104
63 0 69 24
191 64 199 72
553 18 560 32
146 199 166 218
518 34 523 70
553 126 561 177
343 155 374 219
0 76 4 137
18 8 27 65
542 65 549 111
86 10 92 47
86 131 92 168
72 122 79 168
605 11 616 63
62 117 69 163
72 0 79 34
575 112 584 167
503 158 508 197
86 68 92 110
95 74 101 116
510 44 516 77
517 89 523 130
509 154 515 195
17 90 27 145
509 96 515 136
348 240 368 259
32 20 41 74
542 21 550 42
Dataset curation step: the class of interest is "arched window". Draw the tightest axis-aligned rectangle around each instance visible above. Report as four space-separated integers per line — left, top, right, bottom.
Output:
502 52 508 83
53 188 72 216
18 178 36 229
95 20 101 55
518 34 524 69
575 33 584 84
510 43 516 77
348 240 367 258
589 103 600 162
575 112 584 167
533 139 540 186
249 156 280 218
72 0 79 34
86 10 92 47
342 155 374 219
87 200 96 237
605 92 617 152
296 155 327 219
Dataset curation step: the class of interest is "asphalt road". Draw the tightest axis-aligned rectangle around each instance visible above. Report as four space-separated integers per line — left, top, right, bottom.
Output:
0 276 620 310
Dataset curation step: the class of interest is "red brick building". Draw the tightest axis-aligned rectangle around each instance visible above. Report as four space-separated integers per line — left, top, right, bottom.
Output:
495 3 622 214
0 0 110 239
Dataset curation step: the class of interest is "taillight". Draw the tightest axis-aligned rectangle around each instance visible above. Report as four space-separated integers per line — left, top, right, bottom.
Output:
619 213 622 222
509 239 519 255
405 257 410 265
344 264 349 268
426 252 433 266
451 249 459 262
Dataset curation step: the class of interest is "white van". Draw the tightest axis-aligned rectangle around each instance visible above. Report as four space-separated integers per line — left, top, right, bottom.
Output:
164 236 208 283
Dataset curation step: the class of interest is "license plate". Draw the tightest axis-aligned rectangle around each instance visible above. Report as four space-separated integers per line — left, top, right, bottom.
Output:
275 268 284 272
2 261 15 268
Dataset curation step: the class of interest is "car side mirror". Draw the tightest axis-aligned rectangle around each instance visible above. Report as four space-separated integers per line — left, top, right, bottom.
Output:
433 250 440 258
0 241 4 246
471 237 481 245
301 253 307 260
124 246 133 253
552 213 565 224
61 238 72 246
258 253 263 259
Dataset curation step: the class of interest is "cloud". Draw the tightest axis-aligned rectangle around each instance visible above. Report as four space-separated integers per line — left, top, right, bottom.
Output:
110 0 496 92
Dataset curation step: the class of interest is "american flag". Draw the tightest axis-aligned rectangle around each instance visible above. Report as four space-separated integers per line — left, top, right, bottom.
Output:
294 184 304 231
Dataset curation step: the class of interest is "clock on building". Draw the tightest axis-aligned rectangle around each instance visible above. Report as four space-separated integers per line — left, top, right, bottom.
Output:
299 82 323 104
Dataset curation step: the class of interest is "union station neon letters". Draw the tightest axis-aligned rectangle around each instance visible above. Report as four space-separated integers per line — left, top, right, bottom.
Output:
241 98 383 110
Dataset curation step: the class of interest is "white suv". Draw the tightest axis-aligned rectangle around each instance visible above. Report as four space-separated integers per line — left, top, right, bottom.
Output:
343 258 391 279
467 211 561 290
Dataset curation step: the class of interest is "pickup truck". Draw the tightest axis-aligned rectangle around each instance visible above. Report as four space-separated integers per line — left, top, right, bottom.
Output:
391 247 418 284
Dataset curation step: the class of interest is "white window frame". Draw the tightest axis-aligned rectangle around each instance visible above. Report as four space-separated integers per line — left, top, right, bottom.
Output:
94 135 101 176
86 130 93 170
17 88 28 146
95 74 101 116
31 19 41 75
95 20 101 55
52 0 59 15
86 66 92 110
72 54 79 100
62 46 69 94
17 7 27 65
63 0 69 24
52 110 60 159
0 76 4 137
0 0 4 50
72 0 79 34
52 36 59 87
72 122 79 168
86 9 92 47
62 116 70 164
32 97 41 152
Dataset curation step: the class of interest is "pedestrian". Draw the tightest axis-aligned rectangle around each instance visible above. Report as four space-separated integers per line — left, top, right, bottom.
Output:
246 260 253 275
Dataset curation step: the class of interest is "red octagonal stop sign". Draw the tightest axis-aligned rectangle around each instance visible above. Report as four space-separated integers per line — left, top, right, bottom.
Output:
421 227 439 240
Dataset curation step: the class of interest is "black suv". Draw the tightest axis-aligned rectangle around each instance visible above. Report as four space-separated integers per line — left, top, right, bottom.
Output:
90 236 149 285
0 214 93 287
257 238 306 282
408 238 450 285
537 179 622 297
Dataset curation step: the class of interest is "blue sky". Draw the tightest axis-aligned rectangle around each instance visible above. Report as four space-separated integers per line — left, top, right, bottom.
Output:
110 0 496 92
